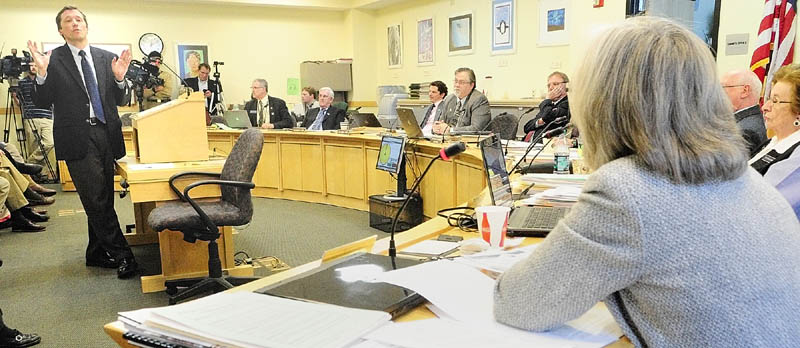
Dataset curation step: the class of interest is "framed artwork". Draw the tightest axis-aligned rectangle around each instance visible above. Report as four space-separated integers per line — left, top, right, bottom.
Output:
492 0 515 54
417 17 434 66
449 12 473 55
387 23 403 69
538 0 569 46
42 42 131 57
176 43 208 78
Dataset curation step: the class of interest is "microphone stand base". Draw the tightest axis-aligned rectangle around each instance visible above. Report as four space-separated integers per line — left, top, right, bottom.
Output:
382 194 408 201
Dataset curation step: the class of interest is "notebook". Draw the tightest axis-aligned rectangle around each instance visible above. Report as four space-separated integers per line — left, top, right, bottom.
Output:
351 113 382 127
256 252 425 319
396 107 430 139
479 135 569 237
223 110 252 129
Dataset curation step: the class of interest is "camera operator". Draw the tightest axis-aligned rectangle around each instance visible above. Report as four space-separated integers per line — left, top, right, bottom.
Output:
15 65 54 176
141 51 173 110
184 63 222 114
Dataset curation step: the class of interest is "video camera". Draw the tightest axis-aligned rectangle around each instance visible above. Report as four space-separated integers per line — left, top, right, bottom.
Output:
125 59 164 89
0 49 33 82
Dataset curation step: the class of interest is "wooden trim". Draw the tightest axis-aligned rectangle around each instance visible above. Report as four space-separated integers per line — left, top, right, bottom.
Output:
348 100 378 107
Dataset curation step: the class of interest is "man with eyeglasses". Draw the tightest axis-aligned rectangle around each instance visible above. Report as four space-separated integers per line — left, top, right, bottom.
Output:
434 67 491 134
523 71 571 141
720 69 767 156
244 78 293 129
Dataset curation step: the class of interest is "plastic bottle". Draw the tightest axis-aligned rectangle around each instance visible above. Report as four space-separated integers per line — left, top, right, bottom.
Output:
553 133 570 174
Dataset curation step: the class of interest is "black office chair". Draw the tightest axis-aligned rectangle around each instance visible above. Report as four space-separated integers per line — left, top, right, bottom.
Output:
147 128 263 305
488 112 519 140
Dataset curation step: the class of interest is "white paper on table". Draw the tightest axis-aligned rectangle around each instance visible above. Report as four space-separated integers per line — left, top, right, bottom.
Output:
373 260 496 324
454 244 539 273
145 292 390 348
398 240 459 256
128 162 176 170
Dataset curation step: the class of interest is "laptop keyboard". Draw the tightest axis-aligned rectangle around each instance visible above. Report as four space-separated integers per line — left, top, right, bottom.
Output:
522 207 569 230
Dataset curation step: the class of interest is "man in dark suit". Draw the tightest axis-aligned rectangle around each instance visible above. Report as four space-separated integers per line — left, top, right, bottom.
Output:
302 87 346 130
523 71 571 141
721 69 768 156
419 80 447 136
184 63 222 115
244 78 293 129
27 5 138 279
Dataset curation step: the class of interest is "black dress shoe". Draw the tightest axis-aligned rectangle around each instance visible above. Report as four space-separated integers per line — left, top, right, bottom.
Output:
0 329 41 348
14 162 43 176
20 207 48 223
117 258 138 279
10 213 45 233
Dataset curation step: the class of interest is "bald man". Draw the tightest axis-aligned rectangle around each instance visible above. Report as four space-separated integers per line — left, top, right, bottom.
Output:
720 69 768 156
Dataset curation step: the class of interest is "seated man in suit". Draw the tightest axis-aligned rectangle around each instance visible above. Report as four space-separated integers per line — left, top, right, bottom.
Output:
434 68 491 134
244 78 293 129
302 87 346 131
720 69 768 156
184 63 223 115
523 71 570 141
291 86 319 126
419 80 447 136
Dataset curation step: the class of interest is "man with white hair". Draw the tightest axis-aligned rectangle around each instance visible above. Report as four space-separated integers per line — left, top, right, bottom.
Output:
302 87 346 130
720 69 768 155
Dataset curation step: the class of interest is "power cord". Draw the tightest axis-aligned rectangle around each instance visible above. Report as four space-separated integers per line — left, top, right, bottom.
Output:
437 206 477 232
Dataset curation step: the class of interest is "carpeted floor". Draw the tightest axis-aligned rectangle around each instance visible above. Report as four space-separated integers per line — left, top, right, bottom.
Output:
0 186 381 347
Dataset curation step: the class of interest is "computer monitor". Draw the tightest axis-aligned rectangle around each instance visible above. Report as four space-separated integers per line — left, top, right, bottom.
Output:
376 135 408 200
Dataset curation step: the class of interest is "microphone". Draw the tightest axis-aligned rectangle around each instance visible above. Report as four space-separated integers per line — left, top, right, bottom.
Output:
519 106 537 117
541 123 572 138
508 116 568 174
389 142 467 257
154 58 193 99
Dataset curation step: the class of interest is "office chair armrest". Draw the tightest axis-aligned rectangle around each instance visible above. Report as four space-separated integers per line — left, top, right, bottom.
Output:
168 171 222 201
182 179 256 237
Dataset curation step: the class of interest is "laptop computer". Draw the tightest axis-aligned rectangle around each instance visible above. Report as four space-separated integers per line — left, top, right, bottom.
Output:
479 135 569 237
396 107 430 139
223 110 252 129
256 252 425 319
351 113 382 127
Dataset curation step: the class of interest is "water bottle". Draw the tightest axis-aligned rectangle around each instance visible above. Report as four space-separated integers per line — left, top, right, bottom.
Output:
553 133 570 174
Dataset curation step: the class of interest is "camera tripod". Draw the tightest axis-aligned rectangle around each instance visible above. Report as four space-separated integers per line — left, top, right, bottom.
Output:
4 86 58 183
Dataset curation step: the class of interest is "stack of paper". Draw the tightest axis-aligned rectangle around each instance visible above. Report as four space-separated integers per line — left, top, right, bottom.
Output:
119 292 391 348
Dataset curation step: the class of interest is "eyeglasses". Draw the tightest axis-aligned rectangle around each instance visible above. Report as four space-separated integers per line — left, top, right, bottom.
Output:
767 97 792 105
250 86 265 90
721 84 745 89
453 79 471 86
547 81 566 88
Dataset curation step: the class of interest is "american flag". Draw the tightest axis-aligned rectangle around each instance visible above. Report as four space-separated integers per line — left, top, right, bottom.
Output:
751 0 797 100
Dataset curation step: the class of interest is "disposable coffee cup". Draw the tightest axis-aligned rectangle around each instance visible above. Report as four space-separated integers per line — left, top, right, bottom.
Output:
475 206 510 248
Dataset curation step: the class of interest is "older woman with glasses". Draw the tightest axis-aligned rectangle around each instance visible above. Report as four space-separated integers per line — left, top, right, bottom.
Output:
493 17 800 347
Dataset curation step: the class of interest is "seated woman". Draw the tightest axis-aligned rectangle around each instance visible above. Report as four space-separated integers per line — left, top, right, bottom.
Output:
493 17 800 347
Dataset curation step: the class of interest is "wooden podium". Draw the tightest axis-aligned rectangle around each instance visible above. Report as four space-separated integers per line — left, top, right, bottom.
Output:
131 92 209 163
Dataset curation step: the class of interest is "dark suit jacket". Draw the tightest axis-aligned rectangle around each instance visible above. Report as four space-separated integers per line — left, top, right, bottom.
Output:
31 44 130 161
244 96 294 129
419 100 445 128
523 95 570 135
302 106 346 130
734 105 768 157
184 77 222 113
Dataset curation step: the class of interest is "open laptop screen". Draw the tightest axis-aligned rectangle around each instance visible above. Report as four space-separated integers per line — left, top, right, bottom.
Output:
480 135 513 208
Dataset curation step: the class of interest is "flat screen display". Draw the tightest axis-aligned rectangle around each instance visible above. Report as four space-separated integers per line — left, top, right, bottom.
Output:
376 135 406 174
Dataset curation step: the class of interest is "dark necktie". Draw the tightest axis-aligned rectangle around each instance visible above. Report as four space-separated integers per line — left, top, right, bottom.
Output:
258 100 264 126
78 50 105 123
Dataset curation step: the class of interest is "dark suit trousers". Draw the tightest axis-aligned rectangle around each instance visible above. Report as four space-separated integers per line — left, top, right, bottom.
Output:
65 125 133 261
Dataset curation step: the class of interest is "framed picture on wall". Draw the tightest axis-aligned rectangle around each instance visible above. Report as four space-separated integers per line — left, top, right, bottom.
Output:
417 17 434 66
42 42 131 57
492 0 515 54
538 0 569 46
388 23 403 69
176 43 208 78
449 12 473 55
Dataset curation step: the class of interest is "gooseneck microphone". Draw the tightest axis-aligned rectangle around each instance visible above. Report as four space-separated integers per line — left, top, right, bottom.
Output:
151 57 193 99
389 142 467 257
508 116 568 174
